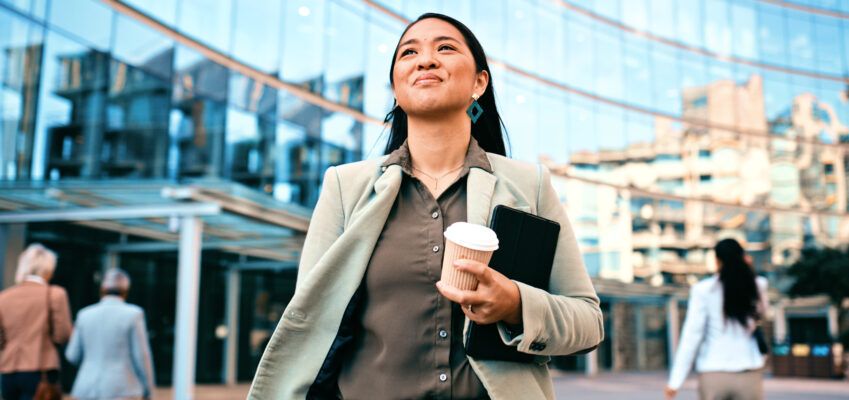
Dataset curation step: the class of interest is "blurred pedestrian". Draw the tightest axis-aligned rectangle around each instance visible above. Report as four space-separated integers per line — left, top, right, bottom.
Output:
249 12 603 399
66 268 155 400
0 243 72 400
665 238 768 400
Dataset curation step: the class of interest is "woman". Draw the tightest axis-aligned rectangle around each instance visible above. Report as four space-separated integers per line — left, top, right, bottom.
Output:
665 238 768 400
0 243 73 400
66 268 155 400
250 13 603 399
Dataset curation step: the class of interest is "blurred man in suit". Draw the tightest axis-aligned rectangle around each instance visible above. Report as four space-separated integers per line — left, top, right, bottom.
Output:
0 243 73 400
66 268 155 399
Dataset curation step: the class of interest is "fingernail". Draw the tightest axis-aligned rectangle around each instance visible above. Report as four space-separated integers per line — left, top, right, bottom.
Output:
454 259 465 267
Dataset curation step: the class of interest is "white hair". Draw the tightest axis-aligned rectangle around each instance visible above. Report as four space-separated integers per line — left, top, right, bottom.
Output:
15 243 57 283
101 268 131 292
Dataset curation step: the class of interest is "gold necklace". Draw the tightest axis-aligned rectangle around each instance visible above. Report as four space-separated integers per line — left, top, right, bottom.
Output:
412 163 464 192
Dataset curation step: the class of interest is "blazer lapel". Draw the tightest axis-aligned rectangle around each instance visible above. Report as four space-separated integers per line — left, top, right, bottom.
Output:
466 167 498 226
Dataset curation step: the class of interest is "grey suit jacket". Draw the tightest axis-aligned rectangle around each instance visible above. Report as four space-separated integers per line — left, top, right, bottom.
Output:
66 296 155 399
249 152 604 399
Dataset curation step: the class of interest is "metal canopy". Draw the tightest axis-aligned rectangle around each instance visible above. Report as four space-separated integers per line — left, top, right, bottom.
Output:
0 179 310 262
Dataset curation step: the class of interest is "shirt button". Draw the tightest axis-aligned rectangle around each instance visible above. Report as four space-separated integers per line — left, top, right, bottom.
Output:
432 245 439 252
431 211 439 219
439 329 448 338
439 373 447 382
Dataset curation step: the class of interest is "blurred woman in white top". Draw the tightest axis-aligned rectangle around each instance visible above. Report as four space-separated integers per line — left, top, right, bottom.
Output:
665 238 768 400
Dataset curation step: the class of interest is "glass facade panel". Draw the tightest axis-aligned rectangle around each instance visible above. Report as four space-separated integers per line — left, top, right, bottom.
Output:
0 7 42 180
324 1 365 108
34 30 110 180
757 6 789 66
122 0 178 25
177 0 233 53
231 0 283 73
170 46 228 178
48 0 113 51
280 0 325 86
786 14 816 71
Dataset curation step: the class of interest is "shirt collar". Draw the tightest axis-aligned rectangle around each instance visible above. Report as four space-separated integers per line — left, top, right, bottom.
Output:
24 275 47 285
101 295 125 303
381 136 493 175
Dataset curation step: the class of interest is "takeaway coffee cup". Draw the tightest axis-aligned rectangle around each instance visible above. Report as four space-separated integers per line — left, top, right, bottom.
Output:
440 222 499 290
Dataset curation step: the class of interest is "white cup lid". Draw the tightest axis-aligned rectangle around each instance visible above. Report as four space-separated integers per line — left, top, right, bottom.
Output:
443 222 499 251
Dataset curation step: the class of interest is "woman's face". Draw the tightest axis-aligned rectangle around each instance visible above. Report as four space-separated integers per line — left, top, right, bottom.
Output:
392 18 488 119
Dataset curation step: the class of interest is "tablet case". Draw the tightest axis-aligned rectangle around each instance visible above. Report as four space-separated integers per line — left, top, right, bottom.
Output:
464 204 560 362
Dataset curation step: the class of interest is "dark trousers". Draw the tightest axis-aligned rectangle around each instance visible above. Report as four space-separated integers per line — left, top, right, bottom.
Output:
1 370 58 400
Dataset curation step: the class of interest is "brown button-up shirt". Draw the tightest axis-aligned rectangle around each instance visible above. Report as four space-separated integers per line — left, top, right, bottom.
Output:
338 138 492 399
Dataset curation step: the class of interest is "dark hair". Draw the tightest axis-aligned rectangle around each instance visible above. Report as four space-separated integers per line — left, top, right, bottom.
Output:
715 238 759 326
384 13 508 156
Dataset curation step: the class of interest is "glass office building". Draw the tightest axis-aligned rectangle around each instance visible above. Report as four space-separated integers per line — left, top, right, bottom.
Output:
1 0 847 382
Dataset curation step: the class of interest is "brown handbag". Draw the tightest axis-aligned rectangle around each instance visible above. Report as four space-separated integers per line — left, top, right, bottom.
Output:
34 286 61 400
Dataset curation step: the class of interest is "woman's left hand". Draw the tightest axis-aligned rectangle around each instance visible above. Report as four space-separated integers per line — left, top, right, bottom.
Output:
435 259 522 325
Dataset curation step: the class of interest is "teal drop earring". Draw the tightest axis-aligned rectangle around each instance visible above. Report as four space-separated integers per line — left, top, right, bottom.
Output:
466 93 483 123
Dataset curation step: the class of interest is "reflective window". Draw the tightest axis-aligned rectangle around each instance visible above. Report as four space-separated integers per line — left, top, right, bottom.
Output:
505 0 537 72
592 0 619 21
730 2 758 59
647 0 675 38
34 31 112 180
104 57 171 178
704 0 732 56
536 1 565 82
786 15 815 71
48 0 113 51
676 0 704 47
112 14 173 79
594 26 624 99
273 119 306 204
757 8 788 66
231 0 282 73
178 0 233 53
280 0 325 86
362 13 398 156
568 96 597 154
565 16 595 93
226 73 277 187
812 19 843 75
471 0 506 59
0 8 43 180
651 45 681 115
324 2 365 109
1 0 47 19
623 36 652 109
501 75 538 161
122 0 177 25
539 86 569 163
621 0 649 32
169 46 228 178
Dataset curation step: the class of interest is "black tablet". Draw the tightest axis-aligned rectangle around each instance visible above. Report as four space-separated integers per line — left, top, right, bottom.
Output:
464 204 560 362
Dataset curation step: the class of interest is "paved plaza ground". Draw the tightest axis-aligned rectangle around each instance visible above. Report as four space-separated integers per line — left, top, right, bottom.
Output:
153 371 848 399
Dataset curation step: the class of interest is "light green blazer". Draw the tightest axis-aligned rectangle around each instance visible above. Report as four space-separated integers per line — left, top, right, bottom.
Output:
249 152 604 399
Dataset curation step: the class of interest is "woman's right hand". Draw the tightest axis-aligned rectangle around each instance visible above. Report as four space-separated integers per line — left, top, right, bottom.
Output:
663 386 677 400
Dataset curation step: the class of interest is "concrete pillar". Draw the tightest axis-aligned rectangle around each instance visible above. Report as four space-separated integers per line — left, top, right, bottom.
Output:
585 350 598 376
173 217 203 400
827 305 839 340
0 224 27 288
666 297 680 369
774 302 787 343
223 268 240 385
635 305 646 370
